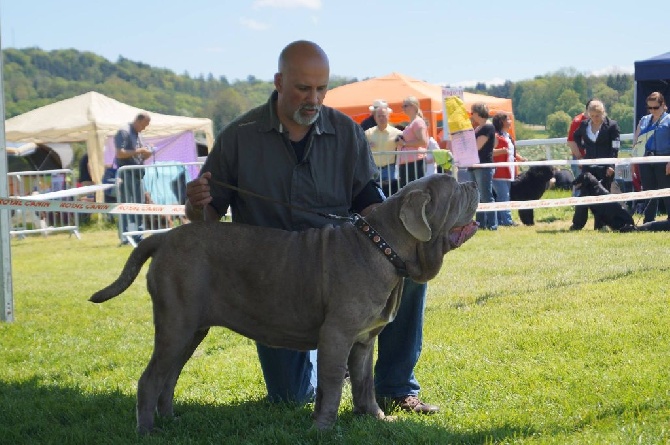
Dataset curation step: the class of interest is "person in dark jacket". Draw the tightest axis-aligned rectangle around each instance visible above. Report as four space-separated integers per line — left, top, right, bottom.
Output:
569 100 620 230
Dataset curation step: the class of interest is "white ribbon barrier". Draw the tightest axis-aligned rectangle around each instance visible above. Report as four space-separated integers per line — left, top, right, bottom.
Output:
2 188 670 215
2 164 670 216
0 197 185 215
478 188 670 211
0 184 184 215
469 155 670 169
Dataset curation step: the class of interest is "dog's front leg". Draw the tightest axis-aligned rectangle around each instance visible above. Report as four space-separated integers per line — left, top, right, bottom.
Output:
312 327 351 430
348 340 384 419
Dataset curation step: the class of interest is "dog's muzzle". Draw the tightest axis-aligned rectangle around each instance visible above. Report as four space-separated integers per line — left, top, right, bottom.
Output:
449 221 479 248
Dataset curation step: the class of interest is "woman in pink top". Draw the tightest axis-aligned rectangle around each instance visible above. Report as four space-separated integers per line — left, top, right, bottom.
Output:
396 96 428 187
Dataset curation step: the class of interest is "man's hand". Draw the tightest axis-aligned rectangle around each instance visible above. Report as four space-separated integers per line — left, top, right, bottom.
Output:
185 172 222 222
139 147 153 160
186 172 213 209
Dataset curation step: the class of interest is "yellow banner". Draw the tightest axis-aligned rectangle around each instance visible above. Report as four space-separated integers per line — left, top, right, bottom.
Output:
444 96 472 133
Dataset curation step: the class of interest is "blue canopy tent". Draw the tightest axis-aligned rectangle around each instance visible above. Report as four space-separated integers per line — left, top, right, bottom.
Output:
634 51 670 124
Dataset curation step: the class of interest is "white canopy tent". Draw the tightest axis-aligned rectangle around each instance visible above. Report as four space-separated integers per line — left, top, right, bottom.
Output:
4 91 214 187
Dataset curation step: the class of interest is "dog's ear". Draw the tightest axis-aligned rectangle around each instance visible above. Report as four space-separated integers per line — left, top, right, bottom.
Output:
399 190 432 242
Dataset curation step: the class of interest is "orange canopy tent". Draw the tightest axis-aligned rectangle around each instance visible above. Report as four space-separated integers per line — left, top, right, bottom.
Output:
323 72 514 139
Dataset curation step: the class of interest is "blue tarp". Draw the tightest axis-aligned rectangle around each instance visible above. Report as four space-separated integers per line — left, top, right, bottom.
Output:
143 163 190 205
634 51 670 123
634 51 670 81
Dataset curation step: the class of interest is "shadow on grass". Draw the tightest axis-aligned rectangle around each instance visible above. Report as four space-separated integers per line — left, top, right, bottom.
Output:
1 378 538 444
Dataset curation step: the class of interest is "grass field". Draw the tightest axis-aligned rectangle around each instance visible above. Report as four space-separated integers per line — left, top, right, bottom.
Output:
2 194 669 444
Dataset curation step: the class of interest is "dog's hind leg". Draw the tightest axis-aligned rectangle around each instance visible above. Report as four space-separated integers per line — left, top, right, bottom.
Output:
136 324 202 434
348 340 384 419
156 328 210 419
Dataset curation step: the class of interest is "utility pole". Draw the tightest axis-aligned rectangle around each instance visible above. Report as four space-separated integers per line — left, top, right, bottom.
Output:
0 22 15 322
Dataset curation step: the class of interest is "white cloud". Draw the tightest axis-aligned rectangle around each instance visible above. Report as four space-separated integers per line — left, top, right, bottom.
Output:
589 65 634 77
253 0 322 10
447 77 507 88
239 17 270 31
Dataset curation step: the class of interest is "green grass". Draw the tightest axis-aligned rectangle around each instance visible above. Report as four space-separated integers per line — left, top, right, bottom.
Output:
2 200 669 444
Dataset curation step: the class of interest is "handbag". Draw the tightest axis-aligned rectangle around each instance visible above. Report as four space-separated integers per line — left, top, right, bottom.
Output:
633 113 669 156
633 130 653 157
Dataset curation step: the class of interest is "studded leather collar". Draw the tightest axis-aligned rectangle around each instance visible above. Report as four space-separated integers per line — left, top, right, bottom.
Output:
352 214 408 277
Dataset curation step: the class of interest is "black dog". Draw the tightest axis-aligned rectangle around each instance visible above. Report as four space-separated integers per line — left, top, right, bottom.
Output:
620 219 670 232
551 168 575 191
510 165 555 225
572 172 634 231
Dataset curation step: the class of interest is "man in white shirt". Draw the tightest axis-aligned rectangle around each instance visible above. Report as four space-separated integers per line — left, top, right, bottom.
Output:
365 104 402 187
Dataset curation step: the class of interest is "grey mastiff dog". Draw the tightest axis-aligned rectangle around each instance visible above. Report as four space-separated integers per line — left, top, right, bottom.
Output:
90 174 479 433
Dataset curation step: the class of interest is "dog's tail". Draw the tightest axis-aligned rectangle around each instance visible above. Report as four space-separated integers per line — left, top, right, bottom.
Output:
89 234 163 303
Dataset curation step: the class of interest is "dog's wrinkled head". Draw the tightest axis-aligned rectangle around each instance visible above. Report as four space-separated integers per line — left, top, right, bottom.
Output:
391 174 479 282
572 172 608 196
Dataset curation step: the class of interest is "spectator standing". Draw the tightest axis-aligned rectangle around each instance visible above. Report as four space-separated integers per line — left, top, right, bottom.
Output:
114 113 153 244
492 113 525 226
77 153 93 188
567 99 594 195
364 103 401 190
633 91 670 222
396 96 428 187
77 153 94 223
569 100 620 230
468 102 498 230
185 40 438 415
360 99 386 131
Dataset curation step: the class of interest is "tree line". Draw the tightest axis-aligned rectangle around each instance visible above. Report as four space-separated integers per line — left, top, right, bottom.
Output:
2 48 635 138
469 67 635 138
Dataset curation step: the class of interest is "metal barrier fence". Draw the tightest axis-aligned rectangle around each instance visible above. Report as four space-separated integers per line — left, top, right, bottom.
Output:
7 169 80 239
374 133 636 184
109 136 640 244
112 162 202 245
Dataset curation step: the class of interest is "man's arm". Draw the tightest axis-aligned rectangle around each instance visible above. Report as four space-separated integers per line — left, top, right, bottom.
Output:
567 117 583 159
352 180 385 215
567 141 582 159
114 129 153 160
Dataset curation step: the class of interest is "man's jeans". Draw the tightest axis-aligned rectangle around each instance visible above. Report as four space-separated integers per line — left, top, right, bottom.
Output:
375 278 426 398
379 164 396 183
255 278 427 402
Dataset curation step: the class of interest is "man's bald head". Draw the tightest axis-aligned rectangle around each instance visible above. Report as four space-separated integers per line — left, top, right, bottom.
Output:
274 40 330 128
278 40 329 75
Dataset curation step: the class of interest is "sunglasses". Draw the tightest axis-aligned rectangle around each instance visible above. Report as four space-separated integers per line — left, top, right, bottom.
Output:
647 105 661 110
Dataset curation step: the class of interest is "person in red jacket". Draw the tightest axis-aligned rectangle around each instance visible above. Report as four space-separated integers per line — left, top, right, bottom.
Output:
492 113 526 226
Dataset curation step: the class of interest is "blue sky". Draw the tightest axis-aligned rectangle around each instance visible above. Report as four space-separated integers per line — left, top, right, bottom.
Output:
0 0 664 86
